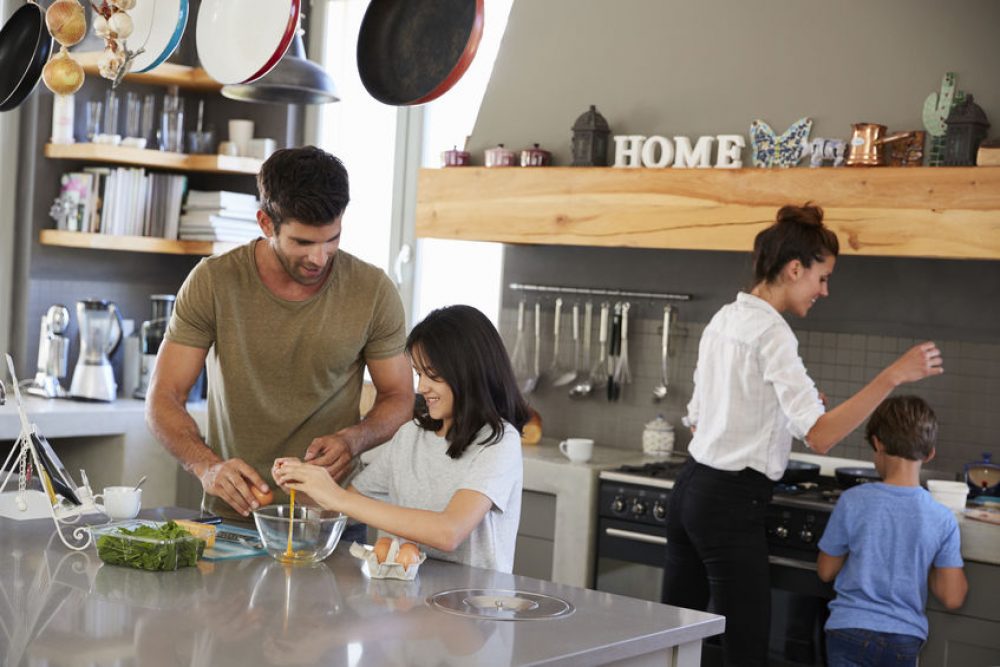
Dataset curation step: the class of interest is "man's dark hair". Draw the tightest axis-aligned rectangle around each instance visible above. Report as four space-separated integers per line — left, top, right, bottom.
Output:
256 146 349 229
865 395 938 461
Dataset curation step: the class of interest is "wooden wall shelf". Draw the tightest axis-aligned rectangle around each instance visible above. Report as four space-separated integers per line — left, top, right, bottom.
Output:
40 230 236 256
44 143 262 174
415 167 1000 260
76 52 221 91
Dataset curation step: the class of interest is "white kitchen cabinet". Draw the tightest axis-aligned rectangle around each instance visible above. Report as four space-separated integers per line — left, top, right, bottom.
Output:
922 560 1000 665
513 490 556 580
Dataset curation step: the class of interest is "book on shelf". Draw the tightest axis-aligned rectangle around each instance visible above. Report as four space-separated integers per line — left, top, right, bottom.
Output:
178 231 258 244
55 172 94 232
180 207 258 223
62 167 187 240
185 189 259 212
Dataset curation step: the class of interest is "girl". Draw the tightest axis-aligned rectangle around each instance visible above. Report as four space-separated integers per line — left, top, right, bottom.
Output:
273 304 530 572
662 204 944 667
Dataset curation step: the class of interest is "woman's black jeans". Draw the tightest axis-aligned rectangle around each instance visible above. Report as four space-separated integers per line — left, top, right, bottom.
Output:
661 459 774 667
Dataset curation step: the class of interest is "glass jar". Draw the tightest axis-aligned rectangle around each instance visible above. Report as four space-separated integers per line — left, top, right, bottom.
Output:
642 415 675 457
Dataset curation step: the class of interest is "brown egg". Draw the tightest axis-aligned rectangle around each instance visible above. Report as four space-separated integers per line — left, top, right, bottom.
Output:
373 536 392 564
251 486 274 507
396 542 421 571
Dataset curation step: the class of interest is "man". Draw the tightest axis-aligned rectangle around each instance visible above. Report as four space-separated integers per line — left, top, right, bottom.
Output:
146 146 414 530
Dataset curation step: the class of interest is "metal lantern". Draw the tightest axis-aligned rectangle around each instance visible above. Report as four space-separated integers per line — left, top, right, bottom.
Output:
571 104 611 166
943 94 990 166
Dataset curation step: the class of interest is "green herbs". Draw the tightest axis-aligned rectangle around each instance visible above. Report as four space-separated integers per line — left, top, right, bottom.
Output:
96 520 205 571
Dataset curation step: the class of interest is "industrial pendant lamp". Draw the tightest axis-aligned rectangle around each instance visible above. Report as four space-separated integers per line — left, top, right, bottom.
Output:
221 29 339 105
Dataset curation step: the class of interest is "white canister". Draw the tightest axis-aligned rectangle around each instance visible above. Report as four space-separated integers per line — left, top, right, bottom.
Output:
51 94 75 144
642 415 675 457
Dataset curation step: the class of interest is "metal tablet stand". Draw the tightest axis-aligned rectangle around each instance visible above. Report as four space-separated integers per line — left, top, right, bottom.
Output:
0 354 105 550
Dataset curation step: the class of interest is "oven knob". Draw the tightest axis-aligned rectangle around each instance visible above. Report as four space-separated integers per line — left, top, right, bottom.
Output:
775 525 789 539
799 528 814 544
630 500 646 517
611 497 626 513
652 502 667 521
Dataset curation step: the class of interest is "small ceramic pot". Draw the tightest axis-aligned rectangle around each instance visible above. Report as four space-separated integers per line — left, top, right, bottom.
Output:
484 144 517 167
520 143 551 167
441 146 471 167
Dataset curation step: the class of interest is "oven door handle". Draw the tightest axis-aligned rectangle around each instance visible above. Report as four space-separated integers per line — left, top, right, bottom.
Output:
768 555 818 571
605 527 668 546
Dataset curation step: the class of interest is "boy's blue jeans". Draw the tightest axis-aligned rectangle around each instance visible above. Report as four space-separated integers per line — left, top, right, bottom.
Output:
827 628 923 667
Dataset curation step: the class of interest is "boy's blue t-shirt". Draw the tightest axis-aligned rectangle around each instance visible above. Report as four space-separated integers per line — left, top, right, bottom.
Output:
818 482 963 640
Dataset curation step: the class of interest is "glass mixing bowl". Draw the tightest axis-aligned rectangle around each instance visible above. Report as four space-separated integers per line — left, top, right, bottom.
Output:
252 505 347 564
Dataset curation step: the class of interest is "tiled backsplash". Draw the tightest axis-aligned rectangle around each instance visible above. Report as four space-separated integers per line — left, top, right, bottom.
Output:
500 303 998 478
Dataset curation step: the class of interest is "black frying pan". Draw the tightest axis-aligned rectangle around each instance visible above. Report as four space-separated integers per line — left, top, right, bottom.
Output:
835 466 881 489
0 1 52 112
780 460 820 485
357 0 484 106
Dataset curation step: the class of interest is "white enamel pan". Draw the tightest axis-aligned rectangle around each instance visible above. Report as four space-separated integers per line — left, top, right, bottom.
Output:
196 0 300 85
128 0 189 73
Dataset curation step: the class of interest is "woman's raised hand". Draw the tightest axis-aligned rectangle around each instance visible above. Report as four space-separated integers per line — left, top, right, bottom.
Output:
272 458 345 511
887 342 944 386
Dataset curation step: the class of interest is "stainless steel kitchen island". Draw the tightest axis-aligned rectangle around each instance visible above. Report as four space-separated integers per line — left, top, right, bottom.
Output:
0 515 724 667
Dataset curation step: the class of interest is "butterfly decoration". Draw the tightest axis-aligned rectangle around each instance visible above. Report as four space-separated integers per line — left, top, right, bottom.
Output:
749 117 813 168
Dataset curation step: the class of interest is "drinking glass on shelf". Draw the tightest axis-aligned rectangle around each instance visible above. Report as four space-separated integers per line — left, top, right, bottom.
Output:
141 93 156 145
123 92 143 147
84 100 103 142
159 87 184 152
103 90 120 141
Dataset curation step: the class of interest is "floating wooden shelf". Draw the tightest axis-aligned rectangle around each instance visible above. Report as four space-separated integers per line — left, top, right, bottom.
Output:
40 230 236 256
415 167 1000 260
76 52 221 91
44 143 262 174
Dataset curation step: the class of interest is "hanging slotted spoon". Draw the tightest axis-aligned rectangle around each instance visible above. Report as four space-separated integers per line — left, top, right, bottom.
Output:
569 301 594 398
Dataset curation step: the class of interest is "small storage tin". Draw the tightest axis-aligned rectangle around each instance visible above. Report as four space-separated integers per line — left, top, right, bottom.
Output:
484 144 517 167
441 145 471 167
520 143 552 167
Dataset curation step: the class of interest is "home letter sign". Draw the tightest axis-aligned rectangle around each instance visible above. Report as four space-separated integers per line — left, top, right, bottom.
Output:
614 134 744 168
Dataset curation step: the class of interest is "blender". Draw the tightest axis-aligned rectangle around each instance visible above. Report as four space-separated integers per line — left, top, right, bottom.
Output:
69 299 124 402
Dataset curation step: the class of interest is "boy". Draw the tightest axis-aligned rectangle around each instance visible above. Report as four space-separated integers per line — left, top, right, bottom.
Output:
817 395 967 667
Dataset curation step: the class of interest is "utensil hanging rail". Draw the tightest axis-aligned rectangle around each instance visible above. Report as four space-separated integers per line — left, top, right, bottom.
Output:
508 283 691 302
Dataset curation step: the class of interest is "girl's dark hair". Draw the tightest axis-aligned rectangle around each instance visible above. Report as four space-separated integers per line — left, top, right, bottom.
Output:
865 395 938 461
751 203 839 286
257 146 350 229
407 305 531 459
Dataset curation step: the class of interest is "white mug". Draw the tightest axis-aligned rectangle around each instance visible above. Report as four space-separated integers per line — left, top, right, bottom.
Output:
97 486 142 521
559 438 594 463
228 119 255 156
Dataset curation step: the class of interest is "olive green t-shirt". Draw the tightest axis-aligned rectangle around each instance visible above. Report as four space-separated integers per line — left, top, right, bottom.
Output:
165 241 406 519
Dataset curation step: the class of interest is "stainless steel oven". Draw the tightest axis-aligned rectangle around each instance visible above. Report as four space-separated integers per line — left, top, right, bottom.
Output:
594 460 837 666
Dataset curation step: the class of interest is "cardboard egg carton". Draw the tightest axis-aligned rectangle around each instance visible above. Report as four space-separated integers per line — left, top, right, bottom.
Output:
350 539 426 580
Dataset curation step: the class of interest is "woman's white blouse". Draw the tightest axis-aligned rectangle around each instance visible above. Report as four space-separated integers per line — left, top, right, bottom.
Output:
686 292 825 481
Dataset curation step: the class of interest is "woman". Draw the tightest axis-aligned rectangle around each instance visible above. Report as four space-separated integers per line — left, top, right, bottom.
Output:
662 204 943 666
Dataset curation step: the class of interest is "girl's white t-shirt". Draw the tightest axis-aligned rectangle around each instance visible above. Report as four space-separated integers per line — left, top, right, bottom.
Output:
352 419 523 572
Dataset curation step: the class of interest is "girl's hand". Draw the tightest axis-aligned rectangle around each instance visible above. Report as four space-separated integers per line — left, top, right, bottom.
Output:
273 460 345 511
888 342 944 386
270 457 301 494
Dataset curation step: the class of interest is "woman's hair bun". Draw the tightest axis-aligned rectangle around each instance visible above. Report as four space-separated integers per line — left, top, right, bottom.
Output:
776 203 824 227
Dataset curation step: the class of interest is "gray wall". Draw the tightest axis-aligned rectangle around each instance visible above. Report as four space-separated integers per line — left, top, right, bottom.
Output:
475 0 1000 477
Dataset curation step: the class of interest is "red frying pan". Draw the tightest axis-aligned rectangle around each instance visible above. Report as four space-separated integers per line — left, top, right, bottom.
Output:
0 1 53 112
357 0 483 106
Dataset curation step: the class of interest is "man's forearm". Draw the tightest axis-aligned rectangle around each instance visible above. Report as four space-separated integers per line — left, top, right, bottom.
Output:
146 393 221 479
339 390 412 457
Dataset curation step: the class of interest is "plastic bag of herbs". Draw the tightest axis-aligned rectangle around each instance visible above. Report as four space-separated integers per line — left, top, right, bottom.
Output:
95 520 206 571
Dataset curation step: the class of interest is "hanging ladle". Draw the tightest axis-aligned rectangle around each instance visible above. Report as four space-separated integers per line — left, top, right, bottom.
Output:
569 301 594 398
652 305 672 401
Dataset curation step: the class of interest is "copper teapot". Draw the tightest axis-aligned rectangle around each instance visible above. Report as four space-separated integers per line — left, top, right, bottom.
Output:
846 123 917 166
